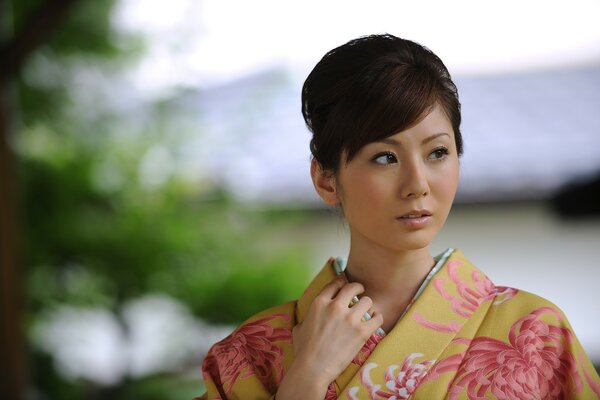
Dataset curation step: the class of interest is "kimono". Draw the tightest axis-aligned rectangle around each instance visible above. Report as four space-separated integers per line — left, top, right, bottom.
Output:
199 249 600 399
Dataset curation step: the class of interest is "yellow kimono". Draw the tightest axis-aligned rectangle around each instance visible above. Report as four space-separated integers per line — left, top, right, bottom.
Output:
199 249 600 399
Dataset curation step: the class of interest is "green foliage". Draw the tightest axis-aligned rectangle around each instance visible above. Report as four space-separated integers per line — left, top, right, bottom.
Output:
13 0 121 57
113 373 203 400
13 1 314 398
18 127 312 321
29 350 88 400
49 0 121 57
30 349 202 400
18 126 313 398
14 0 142 127
175 249 310 324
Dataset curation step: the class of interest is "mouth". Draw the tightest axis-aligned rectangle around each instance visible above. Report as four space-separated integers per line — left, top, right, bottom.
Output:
397 209 432 219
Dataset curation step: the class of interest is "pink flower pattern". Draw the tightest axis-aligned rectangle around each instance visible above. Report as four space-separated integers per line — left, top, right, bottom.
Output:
202 314 292 397
324 382 338 400
200 255 600 399
434 260 517 318
442 307 582 400
580 351 600 397
415 260 518 333
352 333 385 366
349 353 435 399
413 311 462 333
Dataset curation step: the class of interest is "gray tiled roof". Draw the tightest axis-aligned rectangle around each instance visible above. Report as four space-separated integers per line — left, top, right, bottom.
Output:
176 64 600 204
456 66 600 202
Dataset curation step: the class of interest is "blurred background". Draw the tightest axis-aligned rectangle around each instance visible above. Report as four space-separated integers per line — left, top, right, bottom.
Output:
1 0 599 398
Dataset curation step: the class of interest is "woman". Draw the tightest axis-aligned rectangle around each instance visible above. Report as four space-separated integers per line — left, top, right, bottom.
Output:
199 34 600 399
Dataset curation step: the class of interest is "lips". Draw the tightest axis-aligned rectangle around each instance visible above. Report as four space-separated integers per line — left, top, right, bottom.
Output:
396 210 432 229
398 209 432 219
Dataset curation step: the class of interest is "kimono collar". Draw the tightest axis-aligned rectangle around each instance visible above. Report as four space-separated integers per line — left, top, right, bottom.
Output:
295 256 338 325
295 248 455 326
294 249 499 397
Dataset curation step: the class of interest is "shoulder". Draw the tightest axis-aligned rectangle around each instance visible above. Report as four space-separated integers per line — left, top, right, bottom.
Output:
483 285 581 342
201 301 296 397
241 300 297 327
492 286 569 319
450 249 568 320
449 286 600 399
483 287 600 396
205 300 296 357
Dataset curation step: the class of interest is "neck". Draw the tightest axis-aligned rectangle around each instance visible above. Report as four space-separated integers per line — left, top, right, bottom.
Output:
344 239 435 302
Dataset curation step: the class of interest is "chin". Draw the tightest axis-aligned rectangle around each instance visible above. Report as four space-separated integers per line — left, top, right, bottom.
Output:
385 234 435 252
395 241 431 252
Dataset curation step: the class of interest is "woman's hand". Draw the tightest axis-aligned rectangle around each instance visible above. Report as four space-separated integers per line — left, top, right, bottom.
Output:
276 276 383 399
294 275 383 381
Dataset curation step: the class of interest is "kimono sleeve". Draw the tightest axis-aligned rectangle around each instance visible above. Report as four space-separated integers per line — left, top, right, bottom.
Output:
440 291 600 399
487 294 600 399
515 298 600 399
196 305 295 400
551 305 600 399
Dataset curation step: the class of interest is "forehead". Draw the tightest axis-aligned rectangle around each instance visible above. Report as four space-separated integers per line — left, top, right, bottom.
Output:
338 102 456 166
376 105 454 144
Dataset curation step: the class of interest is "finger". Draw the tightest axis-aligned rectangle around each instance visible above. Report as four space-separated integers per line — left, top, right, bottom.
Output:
364 311 384 333
317 275 346 300
335 282 365 306
349 296 373 317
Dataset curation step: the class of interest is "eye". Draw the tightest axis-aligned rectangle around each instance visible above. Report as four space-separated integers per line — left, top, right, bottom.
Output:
428 147 449 161
372 152 398 165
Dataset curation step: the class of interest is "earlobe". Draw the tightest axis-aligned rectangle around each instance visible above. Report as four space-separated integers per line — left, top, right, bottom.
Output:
310 159 339 205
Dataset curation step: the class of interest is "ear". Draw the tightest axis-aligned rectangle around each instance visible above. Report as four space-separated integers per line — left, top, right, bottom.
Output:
310 159 339 205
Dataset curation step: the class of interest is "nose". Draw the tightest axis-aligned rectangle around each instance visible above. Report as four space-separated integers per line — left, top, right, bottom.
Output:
400 158 429 199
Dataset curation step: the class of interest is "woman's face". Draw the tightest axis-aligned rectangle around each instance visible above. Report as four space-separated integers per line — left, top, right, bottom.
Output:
333 104 460 253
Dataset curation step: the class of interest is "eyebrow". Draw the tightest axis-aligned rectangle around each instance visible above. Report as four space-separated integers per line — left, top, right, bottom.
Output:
378 132 451 146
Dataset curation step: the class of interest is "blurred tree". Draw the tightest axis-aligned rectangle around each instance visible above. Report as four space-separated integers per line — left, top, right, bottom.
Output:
1 0 87 398
1 0 313 398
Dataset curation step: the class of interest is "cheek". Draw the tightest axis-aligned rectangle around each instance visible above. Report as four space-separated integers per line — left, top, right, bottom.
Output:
432 162 460 204
339 172 391 210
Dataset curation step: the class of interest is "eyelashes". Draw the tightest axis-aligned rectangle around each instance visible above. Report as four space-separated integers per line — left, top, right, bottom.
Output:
371 152 397 165
370 146 450 165
428 146 450 160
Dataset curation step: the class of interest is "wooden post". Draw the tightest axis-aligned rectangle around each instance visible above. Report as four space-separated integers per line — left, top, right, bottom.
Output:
0 0 24 396
0 1 81 397
0 5 25 395
0 84 25 400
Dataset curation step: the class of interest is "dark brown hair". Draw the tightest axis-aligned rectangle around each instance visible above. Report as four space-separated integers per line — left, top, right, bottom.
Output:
302 33 463 173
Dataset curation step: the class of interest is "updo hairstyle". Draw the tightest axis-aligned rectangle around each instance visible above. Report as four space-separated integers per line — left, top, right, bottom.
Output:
301 33 463 174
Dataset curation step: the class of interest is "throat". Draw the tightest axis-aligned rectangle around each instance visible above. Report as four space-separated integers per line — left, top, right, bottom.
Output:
373 297 415 332
345 252 436 297
344 252 439 332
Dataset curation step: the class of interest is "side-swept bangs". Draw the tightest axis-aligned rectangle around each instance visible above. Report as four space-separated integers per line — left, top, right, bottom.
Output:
302 34 462 173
